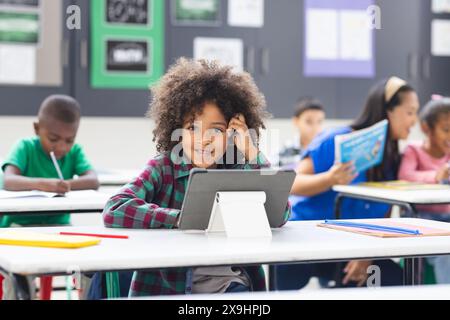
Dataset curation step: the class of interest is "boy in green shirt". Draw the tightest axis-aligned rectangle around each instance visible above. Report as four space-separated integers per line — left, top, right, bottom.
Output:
1 94 99 227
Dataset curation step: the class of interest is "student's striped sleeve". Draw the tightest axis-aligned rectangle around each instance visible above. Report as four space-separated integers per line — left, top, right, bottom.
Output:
102 160 180 229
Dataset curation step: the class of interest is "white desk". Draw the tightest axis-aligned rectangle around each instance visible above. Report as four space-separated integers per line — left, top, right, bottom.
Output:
97 169 140 187
1 218 450 299
0 190 111 214
333 185 450 218
143 285 450 300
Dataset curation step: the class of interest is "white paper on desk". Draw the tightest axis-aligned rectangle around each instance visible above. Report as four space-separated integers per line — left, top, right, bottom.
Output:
432 19 450 56
432 0 450 13
0 190 101 199
194 37 244 71
0 44 35 84
0 190 60 199
306 9 338 60
228 0 264 28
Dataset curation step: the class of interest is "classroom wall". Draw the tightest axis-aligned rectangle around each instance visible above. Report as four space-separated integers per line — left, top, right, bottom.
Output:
0 117 424 170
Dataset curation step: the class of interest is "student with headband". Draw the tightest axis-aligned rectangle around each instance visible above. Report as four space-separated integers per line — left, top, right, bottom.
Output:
272 77 420 290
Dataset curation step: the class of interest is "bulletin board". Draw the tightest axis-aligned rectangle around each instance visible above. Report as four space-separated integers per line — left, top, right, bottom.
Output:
303 0 375 78
90 0 165 89
0 0 63 86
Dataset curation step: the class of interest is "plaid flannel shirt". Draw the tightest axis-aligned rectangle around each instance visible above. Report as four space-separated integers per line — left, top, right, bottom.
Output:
103 151 291 297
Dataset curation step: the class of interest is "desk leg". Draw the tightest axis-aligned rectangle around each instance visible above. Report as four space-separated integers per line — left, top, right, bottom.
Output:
414 258 423 285
401 205 423 285
401 203 419 218
10 274 32 300
334 194 344 220
403 258 421 286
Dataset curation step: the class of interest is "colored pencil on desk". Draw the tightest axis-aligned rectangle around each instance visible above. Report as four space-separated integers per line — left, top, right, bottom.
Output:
59 232 129 239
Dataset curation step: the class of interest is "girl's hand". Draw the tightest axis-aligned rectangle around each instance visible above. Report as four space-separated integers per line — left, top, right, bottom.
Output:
327 162 357 186
435 164 450 183
228 114 259 161
342 260 372 287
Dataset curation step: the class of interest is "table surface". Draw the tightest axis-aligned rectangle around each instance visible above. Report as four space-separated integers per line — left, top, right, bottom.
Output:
0 190 111 213
1 218 450 276
97 169 140 186
333 184 450 204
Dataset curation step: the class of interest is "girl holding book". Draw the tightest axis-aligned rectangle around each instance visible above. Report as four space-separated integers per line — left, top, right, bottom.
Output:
399 97 450 283
273 77 419 290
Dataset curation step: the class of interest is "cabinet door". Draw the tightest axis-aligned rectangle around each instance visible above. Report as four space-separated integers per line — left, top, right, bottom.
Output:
166 0 259 80
335 0 422 119
416 0 450 100
256 0 338 118
0 0 72 115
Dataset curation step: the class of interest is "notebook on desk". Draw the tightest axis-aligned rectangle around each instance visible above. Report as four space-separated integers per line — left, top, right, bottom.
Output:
0 190 64 199
359 181 450 191
0 230 101 248
318 220 450 238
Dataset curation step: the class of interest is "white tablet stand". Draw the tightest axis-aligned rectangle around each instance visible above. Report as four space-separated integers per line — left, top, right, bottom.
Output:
207 191 272 238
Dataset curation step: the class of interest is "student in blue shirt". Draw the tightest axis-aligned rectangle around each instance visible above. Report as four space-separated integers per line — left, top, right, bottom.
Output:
273 77 420 289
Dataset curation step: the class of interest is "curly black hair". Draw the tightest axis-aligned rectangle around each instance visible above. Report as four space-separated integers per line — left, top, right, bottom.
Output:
148 58 271 153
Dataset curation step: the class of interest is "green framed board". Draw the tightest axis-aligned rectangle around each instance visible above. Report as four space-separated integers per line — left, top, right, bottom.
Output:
90 0 164 89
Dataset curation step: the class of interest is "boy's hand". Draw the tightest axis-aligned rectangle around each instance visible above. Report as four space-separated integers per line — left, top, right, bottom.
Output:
227 114 259 162
342 260 372 287
40 179 71 194
327 162 357 185
435 164 450 183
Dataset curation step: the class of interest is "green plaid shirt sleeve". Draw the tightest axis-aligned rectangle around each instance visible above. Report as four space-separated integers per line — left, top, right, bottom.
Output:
103 157 180 230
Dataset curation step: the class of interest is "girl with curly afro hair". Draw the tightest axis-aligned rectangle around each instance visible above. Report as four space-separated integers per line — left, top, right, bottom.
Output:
102 58 291 297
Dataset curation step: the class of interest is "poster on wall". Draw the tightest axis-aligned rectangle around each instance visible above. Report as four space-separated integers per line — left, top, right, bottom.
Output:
0 11 39 44
0 44 35 84
0 0 62 86
106 0 150 26
91 0 164 89
194 37 244 72
172 0 220 26
228 0 264 28
106 39 149 72
0 0 39 7
432 0 450 13
431 19 450 56
304 0 375 78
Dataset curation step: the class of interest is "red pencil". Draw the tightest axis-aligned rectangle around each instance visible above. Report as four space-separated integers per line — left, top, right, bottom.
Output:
59 232 129 239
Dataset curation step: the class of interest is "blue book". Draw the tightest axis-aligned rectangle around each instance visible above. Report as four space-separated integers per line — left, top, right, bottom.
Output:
335 119 388 173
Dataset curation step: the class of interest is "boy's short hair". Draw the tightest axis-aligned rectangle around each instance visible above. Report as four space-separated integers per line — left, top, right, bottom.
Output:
38 95 81 124
148 58 270 153
420 98 450 129
293 97 325 118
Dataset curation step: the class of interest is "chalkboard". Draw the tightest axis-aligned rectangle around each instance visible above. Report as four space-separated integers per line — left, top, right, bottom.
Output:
106 39 149 72
106 0 149 25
